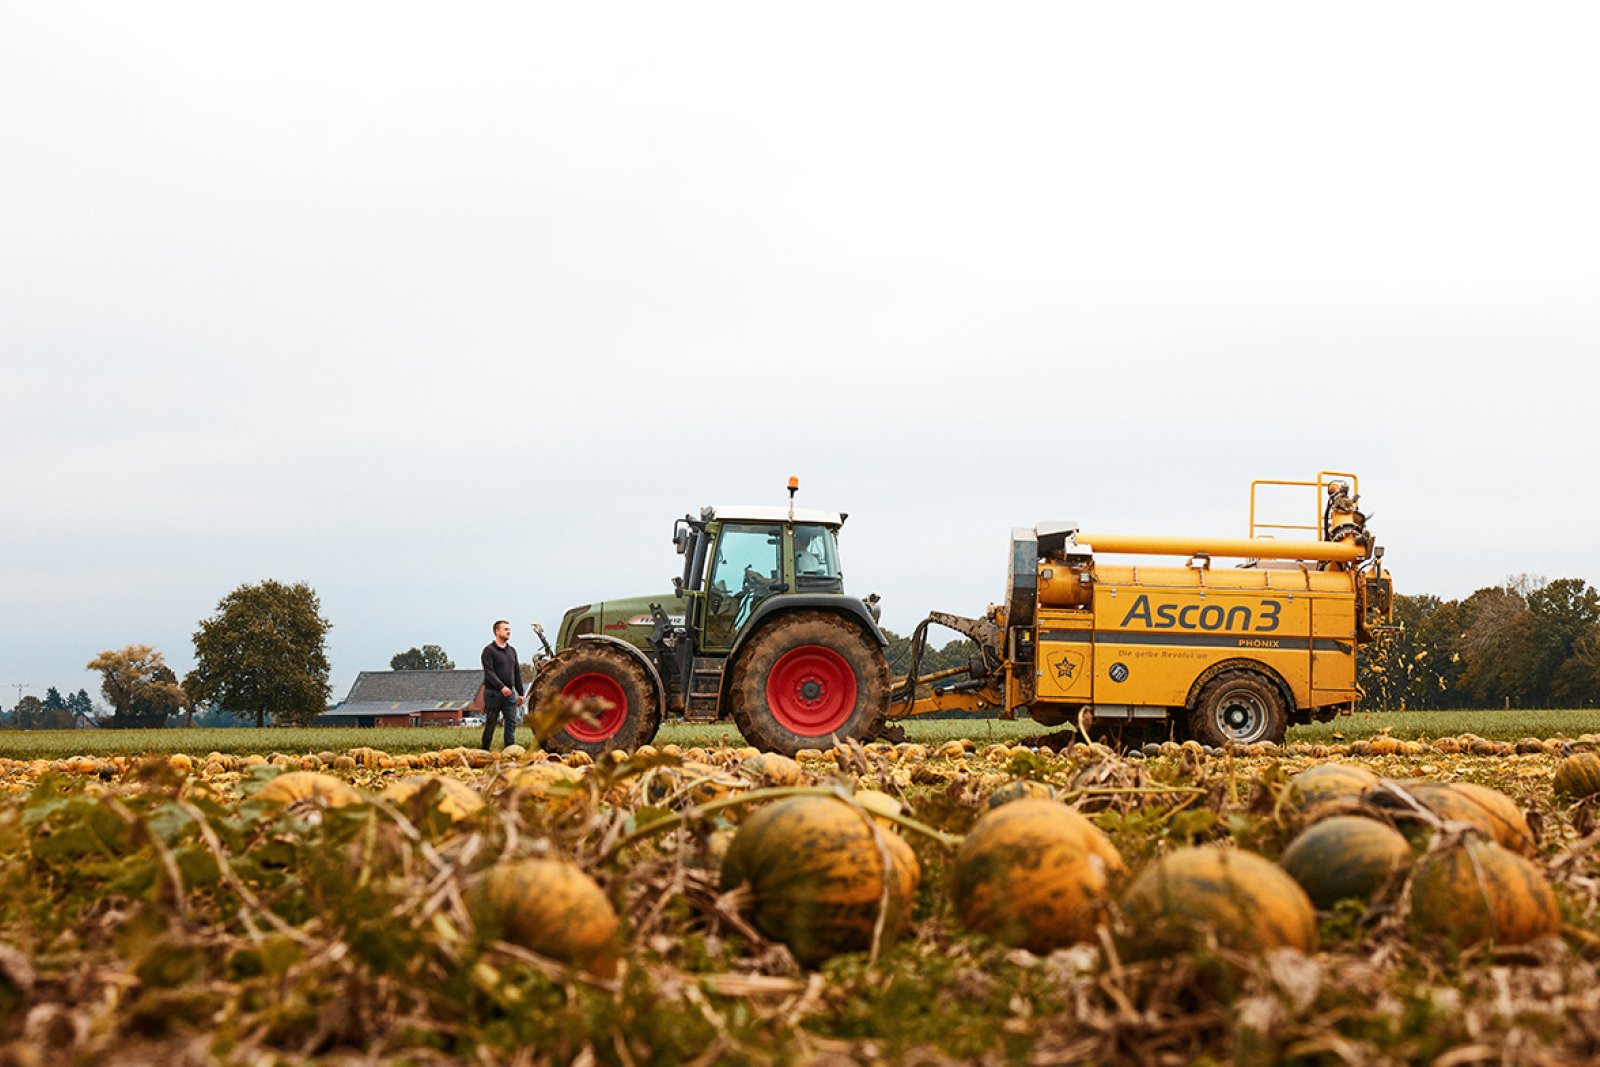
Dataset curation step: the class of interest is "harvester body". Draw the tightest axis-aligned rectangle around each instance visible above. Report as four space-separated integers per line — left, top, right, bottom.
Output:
893 473 1392 746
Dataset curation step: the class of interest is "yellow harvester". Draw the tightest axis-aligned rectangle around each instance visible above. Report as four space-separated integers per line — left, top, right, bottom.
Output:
891 473 1393 746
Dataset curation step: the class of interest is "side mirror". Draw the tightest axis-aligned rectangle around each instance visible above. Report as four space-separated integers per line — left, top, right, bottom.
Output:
672 577 684 597
673 521 689 555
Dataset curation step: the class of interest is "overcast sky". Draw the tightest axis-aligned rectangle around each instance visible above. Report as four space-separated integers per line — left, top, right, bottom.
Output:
3 3 1597 712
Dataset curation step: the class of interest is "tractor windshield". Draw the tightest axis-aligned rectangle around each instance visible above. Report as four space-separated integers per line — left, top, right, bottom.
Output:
793 524 842 591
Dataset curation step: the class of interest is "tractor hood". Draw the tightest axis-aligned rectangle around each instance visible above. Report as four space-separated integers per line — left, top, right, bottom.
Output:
556 593 685 654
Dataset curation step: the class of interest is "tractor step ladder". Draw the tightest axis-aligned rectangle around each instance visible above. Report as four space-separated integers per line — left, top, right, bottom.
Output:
684 657 725 721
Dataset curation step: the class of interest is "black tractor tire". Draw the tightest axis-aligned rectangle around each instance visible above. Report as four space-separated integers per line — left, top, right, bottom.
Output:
530 643 662 757
729 611 889 757
1187 670 1288 747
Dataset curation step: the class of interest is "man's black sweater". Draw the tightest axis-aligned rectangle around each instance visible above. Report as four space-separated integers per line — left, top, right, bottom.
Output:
482 642 523 701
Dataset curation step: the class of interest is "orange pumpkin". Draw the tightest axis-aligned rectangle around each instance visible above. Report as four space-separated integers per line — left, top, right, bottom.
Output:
381 775 485 822
503 762 585 808
1366 735 1401 757
1554 753 1600 800
1119 847 1317 957
645 761 742 809
1283 764 1379 814
722 796 920 966
1279 816 1411 909
1370 781 1534 856
1408 838 1559 948
741 752 803 788
1449 783 1536 855
954 799 1123 952
256 771 362 808
485 859 619 976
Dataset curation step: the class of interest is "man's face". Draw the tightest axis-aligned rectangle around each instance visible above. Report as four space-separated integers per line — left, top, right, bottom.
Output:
494 622 511 643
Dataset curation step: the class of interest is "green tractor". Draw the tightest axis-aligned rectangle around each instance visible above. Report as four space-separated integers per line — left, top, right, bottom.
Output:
530 486 889 756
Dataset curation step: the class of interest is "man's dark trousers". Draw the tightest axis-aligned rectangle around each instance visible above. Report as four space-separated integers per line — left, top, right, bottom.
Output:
482 693 518 750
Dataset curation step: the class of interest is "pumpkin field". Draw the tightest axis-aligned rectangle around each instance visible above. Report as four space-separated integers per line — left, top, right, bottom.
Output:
6 720 1600 1065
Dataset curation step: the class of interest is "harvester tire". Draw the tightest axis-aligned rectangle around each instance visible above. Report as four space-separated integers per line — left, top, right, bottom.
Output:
730 611 889 757
531 643 661 757
1187 670 1287 747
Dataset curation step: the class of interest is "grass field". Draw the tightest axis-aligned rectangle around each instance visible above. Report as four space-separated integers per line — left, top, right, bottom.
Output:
1 708 1598 758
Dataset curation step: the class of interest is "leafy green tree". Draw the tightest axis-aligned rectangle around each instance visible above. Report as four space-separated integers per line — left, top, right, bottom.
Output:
42 687 65 711
1457 584 1536 708
42 707 75 730
390 645 455 671
67 689 94 719
1553 623 1600 707
186 580 332 728
85 646 188 728
1526 578 1600 703
14 695 43 730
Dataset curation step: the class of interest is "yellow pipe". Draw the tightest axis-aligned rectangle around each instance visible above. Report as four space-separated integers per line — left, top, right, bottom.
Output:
1073 533 1363 563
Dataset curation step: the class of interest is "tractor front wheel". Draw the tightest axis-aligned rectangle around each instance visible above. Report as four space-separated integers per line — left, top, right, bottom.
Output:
531 643 662 756
730 611 888 756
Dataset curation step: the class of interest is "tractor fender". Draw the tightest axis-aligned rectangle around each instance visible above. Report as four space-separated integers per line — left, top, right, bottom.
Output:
1183 657 1297 718
727 595 889 667
573 634 668 720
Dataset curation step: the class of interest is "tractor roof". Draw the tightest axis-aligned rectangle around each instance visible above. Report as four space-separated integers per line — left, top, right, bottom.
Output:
703 505 846 526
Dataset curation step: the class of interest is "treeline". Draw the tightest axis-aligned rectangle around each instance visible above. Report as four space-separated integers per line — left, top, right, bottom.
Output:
1359 576 1600 710
1 687 96 730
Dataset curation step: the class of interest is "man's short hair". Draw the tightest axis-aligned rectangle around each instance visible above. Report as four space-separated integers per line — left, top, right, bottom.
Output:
493 619 510 631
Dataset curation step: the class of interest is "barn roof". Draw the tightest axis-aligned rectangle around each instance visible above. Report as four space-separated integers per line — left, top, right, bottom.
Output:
328 669 485 715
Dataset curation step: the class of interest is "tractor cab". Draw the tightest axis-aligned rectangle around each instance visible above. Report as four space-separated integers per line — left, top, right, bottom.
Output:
674 505 849 652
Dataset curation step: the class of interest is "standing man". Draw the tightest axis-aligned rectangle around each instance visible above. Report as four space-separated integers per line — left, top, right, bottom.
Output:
481 619 524 750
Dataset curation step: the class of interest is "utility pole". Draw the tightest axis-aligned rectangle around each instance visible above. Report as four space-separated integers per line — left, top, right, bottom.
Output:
5 684 29 729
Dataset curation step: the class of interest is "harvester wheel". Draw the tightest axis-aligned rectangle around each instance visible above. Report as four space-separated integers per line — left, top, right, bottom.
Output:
531 643 661 756
1187 670 1287 747
730 612 889 757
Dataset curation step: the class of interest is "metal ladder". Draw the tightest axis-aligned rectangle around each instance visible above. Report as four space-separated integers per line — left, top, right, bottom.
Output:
684 657 725 721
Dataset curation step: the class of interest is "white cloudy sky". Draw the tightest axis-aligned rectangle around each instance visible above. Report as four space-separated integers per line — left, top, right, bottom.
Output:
2 3 1597 709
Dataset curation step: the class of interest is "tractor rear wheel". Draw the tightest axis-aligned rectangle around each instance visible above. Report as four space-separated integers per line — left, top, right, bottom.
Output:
531 643 662 756
1187 670 1287 747
730 611 889 756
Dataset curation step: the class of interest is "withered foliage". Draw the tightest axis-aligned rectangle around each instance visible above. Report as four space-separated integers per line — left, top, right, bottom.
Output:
2 734 1600 1065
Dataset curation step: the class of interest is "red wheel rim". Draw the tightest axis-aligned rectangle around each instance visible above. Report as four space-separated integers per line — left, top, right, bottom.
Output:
561 673 628 742
765 646 858 736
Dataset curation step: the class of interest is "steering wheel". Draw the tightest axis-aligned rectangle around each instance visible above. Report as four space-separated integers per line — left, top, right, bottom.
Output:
741 565 772 594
